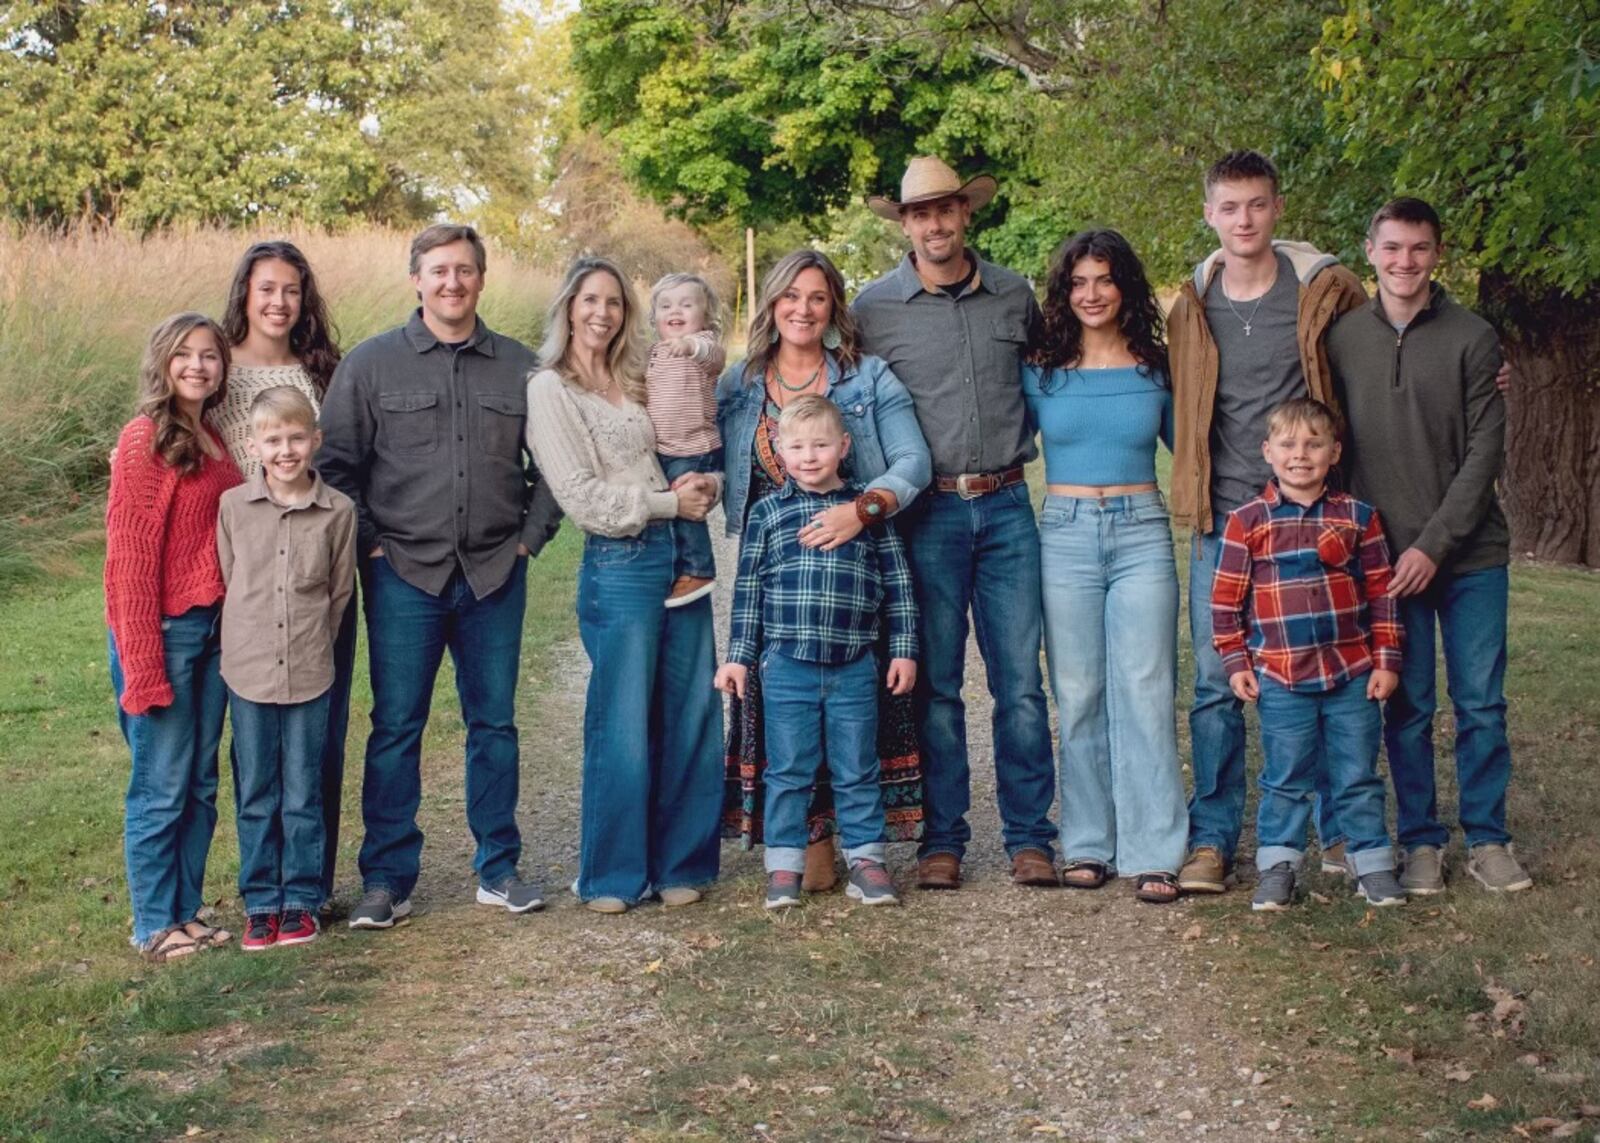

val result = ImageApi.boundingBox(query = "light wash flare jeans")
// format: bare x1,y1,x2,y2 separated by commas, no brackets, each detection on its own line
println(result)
1039,493,1188,876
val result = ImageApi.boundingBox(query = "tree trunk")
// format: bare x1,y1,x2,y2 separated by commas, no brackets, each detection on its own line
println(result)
1478,271,1600,568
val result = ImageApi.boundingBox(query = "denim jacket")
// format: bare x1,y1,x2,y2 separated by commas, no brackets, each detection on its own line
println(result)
716,352,932,536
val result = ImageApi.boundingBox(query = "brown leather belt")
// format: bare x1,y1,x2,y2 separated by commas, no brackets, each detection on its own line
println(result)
934,465,1026,499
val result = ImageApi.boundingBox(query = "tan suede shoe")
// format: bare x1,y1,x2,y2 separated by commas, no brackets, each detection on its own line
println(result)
1178,846,1229,894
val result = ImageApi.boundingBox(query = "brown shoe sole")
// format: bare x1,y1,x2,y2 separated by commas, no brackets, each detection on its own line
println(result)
916,857,961,890
1176,875,1228,893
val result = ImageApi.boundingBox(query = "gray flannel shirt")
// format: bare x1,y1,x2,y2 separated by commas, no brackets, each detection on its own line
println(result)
317,309,561,599
851,253,1042,477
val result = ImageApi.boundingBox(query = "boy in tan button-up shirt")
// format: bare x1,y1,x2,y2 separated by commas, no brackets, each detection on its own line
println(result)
217,387,356,950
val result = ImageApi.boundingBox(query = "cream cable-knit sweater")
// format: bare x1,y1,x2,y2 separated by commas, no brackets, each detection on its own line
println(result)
525,368,681,538
210,363,321,473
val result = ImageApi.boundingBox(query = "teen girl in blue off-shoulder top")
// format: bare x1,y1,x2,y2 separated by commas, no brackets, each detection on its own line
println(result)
1023,229,1187,904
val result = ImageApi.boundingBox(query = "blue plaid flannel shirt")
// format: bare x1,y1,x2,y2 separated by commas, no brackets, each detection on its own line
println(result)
727,481,917,666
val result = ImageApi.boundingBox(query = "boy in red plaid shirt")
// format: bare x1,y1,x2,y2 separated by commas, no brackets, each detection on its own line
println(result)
1212,398,1407,911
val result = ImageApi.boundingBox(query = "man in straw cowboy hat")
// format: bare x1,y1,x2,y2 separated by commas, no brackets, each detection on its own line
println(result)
852,156,1060,891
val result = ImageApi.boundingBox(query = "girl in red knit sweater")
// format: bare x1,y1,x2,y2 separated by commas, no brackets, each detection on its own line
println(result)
106,313,243,962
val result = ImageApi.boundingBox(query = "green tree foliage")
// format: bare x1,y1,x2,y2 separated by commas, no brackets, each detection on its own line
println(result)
0,0,543,228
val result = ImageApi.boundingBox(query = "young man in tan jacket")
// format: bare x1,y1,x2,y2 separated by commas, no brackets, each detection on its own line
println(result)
1166,151,1367,893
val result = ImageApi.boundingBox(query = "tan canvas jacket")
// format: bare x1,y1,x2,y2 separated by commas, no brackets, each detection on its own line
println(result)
1167,240,1368,534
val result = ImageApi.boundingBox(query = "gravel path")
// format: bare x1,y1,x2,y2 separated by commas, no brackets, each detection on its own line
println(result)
270,513,1321,1141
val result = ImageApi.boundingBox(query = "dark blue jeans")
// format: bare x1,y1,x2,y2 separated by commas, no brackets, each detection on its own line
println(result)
899,485,1056,861
358,557,527,899
319,593,358,899
110,606,226,948
1256,676,1393,876
575,524,723,903
1188,515,1340,860
228,689,331,916
1384,565,1513,849
760,649,885,873
658,449,722,580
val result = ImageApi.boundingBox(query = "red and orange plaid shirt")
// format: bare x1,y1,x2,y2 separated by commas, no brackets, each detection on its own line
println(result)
1212,480,1402,693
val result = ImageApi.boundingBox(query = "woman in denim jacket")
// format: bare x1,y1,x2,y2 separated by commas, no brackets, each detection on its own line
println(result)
717,249,932,891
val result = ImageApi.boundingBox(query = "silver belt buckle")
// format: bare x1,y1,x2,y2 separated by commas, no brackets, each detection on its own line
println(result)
955,473,982,500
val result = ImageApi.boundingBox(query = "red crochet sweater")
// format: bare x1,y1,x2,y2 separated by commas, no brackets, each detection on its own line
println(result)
105,416,242,715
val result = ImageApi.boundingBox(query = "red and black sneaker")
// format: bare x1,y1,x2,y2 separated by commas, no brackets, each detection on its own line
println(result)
276,909,319,947
242,914,279,952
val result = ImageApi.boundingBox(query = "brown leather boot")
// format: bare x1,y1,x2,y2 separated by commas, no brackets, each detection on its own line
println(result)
801,838,838,892
916,853,962,890
1011,847,1060,887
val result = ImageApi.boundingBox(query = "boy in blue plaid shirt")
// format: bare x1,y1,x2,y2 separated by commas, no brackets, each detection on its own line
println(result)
715,396,918,908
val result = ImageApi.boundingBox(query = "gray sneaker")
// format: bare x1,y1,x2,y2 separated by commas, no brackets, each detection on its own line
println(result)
1251,862,1297,912
765,870,802,910
1467,843,1533,892
1400,844,1446,896
1356,868,1408,907
476,875,546,914
845,860,900,907
348,887,412,929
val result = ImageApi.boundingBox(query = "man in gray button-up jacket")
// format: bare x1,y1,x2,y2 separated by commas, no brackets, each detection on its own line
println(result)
852,157,1058,892
319,223,560,928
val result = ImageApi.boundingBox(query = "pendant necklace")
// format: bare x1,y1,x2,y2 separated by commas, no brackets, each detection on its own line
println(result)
1223,286,1267,337
770,363,823,395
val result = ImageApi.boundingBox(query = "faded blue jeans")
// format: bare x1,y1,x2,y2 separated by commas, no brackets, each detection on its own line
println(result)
228,689,331,917
760,649,886,873
1188,514,1340,861
110,605,226,948
358,556,527,900
899,484,1057,861
1040,493,1187,876
575,524,723,903
1384,565,1514,849
1255,676,1394,875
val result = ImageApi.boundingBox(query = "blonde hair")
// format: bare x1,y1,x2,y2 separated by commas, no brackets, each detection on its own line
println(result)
538,256,648,403
777,394,846,438
649,272,724,338
249,386,319,432
1266,396,1341,440
743,250,860,384
137,312,230,475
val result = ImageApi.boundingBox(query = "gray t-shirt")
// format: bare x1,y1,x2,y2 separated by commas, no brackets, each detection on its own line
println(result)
1204,250,1304,514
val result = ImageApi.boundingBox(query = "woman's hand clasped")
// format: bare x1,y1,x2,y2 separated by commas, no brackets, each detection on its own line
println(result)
798,503,863,550
672,474,717,521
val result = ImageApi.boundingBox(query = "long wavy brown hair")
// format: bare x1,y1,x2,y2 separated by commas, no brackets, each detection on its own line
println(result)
1031,229,1169,386
741,250,861,385
137,313,231,475
220,241,341,397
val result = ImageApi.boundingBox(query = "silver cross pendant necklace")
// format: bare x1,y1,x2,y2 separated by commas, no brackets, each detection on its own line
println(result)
1224,289,1267,337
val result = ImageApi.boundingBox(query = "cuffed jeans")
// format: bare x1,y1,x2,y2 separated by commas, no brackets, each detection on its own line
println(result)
1188,513,1339,859
1255,676,1393,875
575,524,723,903
110,606,226,948
1384,564,1513,849
760,649,886,873
900,484,1056,860
358,557,526,900
1040,493,1187,876
228,689,331,916
659,450,723,580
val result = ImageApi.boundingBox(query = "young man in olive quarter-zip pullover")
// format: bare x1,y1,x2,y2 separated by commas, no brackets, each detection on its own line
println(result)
1328,196,1531,897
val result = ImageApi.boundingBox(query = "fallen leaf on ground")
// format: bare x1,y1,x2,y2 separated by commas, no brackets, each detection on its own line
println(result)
1308,941,1331,951
1467,1093,1501,1112
802,1085,833,1095
1382,1046,1416,1067
1517,1053,1543,1067
1181,923,1204,941
873,1054,901,1079
643,959,663,974
1444,1068,1475,1082
1520,1118,1565,1132
1031,1126,1066,1137
1310,891,1332,905
1579,1104,1600,1118
1356,908,1376,928
1550,1123,1584,1138
184,1129,205,1139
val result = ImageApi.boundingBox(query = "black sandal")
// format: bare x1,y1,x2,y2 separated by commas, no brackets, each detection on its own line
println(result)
1062,860,1111,889
1134,872,1180,904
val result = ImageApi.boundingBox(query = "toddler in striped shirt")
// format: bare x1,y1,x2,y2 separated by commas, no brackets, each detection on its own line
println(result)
648,273,728,607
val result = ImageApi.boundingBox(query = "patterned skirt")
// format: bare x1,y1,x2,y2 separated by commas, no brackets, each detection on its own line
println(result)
721,636,924,847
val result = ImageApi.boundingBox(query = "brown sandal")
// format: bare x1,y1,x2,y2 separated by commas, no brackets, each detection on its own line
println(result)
181,920,233,948
1062,860,1111,889
141,927,200,963
1134,872,1180,904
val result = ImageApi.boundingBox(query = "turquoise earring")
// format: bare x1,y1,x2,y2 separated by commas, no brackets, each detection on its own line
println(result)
822,324,842,351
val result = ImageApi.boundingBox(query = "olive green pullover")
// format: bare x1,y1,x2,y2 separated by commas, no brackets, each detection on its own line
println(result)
1328,283,1509,574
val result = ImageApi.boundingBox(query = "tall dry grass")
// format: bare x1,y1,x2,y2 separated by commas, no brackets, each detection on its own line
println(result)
0,223,556,586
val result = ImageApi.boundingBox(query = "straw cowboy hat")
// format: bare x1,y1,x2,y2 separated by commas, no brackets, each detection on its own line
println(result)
866,156,999,220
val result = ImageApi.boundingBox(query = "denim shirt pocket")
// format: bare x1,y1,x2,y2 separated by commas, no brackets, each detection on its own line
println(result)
377,391,441,455
476,392,526,458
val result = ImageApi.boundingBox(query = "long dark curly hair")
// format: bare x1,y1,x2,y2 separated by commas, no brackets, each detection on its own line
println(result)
1031,229,1168,386
221,241,341,397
